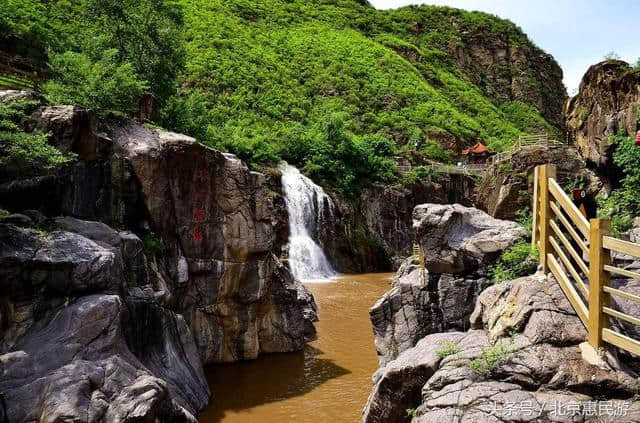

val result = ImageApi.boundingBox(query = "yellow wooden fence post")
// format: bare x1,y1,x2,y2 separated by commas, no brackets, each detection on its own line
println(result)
538,164,556,272
588,218,611,350
531,166,540,248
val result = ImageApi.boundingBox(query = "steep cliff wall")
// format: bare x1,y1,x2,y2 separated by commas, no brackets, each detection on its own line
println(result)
565,60,640,170
395,6,567,129
0,93,317,367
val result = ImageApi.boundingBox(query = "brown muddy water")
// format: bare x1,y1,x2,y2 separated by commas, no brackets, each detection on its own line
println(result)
199,273,393,423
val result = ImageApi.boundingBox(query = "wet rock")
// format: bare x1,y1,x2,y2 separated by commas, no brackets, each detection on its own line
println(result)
0,294,208,423
413,203,526,274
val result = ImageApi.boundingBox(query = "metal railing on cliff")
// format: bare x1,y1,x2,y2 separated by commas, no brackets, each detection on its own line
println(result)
532,164,640,356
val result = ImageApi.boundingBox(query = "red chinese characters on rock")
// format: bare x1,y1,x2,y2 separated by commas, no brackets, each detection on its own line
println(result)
192,168,208,243
193,226,203,242
193,207,205,222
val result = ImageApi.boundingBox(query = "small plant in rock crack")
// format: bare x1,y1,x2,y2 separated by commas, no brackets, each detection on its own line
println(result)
468,341,512,374
406,408,418,419
435,340,461,359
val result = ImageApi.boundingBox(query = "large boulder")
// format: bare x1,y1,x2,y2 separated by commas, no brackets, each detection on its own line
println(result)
362,273,640,423
413,203,526,274
368,204,524,365
0,294,209,422
370,268,487,366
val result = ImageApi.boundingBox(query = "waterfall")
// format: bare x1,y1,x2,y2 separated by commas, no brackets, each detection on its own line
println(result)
279,163,337,281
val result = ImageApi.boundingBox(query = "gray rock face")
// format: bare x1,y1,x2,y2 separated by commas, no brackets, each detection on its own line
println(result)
111,124,317,363
314,174,477,273
369,204,525,365
0,294,208,422
362,273,640,423
0,222,210,422
413,203,527,274
0,100,318,364
362,332,466,423
370,268,487,366
28,105,99,160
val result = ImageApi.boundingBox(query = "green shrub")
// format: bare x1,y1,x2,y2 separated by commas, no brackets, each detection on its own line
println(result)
406,408,418,419
42,49,148,117
598,133,640,236
401,165,437,187
435,340,460,359
143,232,166,254
491,241,538,283
515,208,533,238
469,341,512,373
0,99,74,180
421,140,453,163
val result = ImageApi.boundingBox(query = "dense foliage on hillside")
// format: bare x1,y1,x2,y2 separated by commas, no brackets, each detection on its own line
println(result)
1,0,561,196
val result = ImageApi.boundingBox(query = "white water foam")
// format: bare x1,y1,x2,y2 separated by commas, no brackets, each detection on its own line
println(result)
279,163,337,281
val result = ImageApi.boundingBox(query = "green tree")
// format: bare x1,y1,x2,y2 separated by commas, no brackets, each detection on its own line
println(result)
0,99,74,181
42,49,148,117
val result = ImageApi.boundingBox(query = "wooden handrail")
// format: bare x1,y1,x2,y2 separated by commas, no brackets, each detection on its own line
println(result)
533,164,640,357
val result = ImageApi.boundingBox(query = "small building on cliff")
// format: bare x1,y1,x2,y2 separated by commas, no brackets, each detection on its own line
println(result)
461,142,493,164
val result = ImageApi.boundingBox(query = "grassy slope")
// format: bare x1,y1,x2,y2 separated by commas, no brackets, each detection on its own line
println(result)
164,0,557,168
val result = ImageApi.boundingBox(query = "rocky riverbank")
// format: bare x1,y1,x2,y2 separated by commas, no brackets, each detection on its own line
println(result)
362,200,640,422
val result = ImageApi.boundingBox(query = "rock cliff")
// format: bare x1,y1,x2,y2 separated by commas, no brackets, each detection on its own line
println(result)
406,8,567,128
0,222,209,422
292,173,477,273
565,60,640,171
369,204,526,365
363,273,640,423
476,145,602,219
0,91,319,418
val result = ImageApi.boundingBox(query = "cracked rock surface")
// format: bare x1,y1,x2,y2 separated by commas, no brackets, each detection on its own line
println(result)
370,204,525,365
362,273,640,423
0,223,210,422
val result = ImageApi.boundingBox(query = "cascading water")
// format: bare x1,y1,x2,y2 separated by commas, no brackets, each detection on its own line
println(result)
279,163,337,281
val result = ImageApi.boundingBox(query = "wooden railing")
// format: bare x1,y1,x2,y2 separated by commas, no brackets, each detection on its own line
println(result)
428,163,486,176
533,164,640,355
489,133,564,167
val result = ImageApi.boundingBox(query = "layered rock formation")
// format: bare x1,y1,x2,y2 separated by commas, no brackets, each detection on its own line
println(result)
110,124,316,363
369,204,526,365
476,145,602,219
0,91,319,418
439,15,567,128
0,222,209,421
565,60,640,170
363,273,640,423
